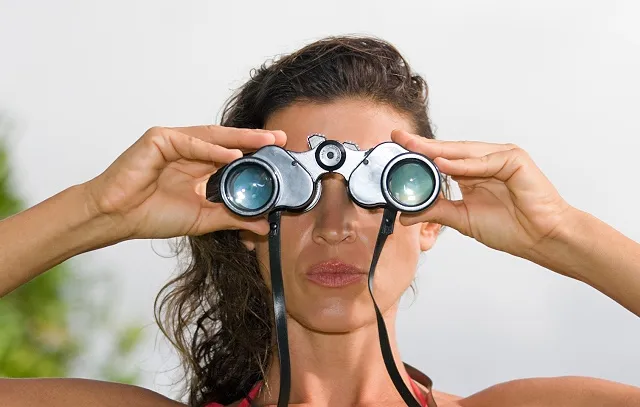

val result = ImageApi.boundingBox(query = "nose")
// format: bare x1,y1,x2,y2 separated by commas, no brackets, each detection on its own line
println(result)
311,174,358,246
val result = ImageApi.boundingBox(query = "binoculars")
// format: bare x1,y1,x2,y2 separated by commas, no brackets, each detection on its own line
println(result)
207,133,441,407
212,133,441,216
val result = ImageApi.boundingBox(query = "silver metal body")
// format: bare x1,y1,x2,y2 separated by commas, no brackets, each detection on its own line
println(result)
219,134,441,216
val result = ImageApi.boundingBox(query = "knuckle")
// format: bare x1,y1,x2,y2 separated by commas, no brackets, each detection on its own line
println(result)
204,124,222,133
504,143,520,150
143,126,164,139
512,146,529,158
509,146,531,165
143,126,170,144
240,128,256,138
184,135,197,153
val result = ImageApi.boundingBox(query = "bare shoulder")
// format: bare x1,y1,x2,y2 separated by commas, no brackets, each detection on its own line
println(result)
453,376,640,407
0,377,186,407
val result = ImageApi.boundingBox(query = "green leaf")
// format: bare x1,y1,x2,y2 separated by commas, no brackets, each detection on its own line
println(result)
0,119,144,384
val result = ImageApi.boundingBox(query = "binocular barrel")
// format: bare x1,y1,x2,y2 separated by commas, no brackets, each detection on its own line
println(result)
208,135,441,216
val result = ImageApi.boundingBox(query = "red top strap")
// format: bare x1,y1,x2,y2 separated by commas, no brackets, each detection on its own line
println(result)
206,381,262,407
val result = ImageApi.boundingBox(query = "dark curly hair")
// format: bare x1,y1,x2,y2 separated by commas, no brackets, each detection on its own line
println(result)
155,34,450,407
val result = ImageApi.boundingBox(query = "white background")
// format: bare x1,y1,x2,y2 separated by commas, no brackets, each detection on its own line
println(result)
1,0,639,400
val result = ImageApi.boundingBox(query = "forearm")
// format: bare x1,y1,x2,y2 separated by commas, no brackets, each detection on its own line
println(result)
460,376,640,407
0,378,185,407
0,182,124,297
530,207,640,317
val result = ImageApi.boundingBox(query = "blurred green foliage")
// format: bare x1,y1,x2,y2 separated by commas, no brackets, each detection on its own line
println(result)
0,118,144,383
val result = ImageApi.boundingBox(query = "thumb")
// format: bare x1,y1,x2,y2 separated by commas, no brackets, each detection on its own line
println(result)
399,198,469,236
194,204,271,236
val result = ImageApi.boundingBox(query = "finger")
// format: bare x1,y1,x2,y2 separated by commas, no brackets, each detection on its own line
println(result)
390,128,421,146
391,129,515,160
151,131,243,168
197,202,270,235
264,128,287,147
171,125,287,151
433,148,534,188
399,198,470,236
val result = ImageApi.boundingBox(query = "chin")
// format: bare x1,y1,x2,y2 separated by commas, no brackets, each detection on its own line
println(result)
288,298,376,334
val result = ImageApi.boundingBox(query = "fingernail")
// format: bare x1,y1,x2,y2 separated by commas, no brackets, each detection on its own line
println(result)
263,133,276,143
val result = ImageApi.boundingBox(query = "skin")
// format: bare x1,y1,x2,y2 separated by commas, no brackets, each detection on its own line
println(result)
240,100,443,406
1,98,640,406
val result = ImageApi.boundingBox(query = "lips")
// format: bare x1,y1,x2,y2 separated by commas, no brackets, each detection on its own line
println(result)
305,260,368,288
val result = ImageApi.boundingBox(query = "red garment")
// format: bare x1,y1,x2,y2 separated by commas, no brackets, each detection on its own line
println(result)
205,379,429,407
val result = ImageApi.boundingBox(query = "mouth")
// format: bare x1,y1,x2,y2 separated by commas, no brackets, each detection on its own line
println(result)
305,260,368,288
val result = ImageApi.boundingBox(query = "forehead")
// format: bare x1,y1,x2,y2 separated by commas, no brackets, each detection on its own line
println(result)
264,99,414,152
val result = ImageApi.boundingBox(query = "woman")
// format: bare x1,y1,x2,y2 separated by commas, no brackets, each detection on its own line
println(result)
1,36,639,407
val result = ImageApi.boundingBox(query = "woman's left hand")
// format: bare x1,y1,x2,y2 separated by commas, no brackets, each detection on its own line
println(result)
391,129,575,262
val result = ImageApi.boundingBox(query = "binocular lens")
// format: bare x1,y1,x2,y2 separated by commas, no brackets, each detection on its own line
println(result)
225,164,274,211
387,161,435,207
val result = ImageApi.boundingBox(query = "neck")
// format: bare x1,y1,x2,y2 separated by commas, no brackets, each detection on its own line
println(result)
256,304,419,406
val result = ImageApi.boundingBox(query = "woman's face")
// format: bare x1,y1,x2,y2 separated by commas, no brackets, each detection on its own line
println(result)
243,99,440,333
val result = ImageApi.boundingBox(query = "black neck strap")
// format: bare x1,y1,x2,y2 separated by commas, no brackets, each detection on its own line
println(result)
367,207,422,407
267,208,433,407
267,211,291,407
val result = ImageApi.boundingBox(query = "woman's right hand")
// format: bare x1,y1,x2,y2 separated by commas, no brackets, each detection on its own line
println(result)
85,125,286,240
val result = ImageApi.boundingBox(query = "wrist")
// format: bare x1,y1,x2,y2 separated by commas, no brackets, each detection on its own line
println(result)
529,204,640,316
526,206,593,282
76,181,133,247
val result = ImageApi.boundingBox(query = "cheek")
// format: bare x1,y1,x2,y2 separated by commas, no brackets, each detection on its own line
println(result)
378,223,422,285
254,242,269,286
255,218,422,284
392,222,422,252
253,215,313,286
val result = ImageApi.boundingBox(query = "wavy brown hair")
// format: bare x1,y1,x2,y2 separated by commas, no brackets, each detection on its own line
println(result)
155,35,450,407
